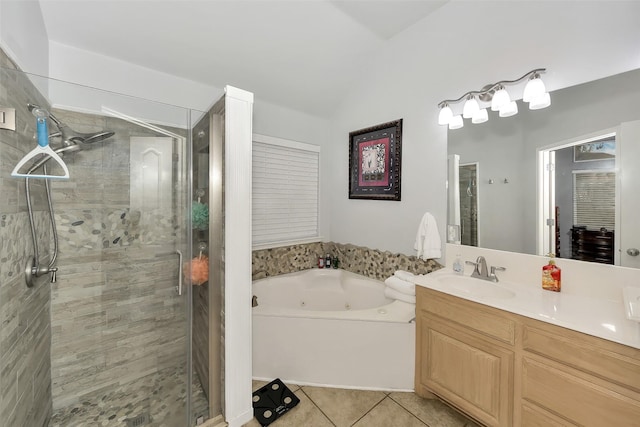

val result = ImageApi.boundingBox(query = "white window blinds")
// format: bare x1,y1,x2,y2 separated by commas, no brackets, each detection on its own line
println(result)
573,171,615,229
252,134,320,247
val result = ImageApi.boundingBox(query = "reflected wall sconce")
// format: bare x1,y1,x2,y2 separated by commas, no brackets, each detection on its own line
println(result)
438,68,550,130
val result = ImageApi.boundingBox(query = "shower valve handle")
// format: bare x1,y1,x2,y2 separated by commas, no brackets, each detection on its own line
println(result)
50,268,58,283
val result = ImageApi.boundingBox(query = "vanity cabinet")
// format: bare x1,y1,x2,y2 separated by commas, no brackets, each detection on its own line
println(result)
415,287,515,426
520,320,640,426
415,286,640,427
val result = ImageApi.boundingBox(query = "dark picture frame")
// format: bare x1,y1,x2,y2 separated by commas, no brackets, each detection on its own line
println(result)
348,119,402,201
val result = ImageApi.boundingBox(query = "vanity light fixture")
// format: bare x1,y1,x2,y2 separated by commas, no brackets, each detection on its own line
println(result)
462,95,480,119
438,68,550,129
448,115,464,130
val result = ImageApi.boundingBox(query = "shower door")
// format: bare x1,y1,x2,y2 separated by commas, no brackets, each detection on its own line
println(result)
0,63,196,427
43,100,196,426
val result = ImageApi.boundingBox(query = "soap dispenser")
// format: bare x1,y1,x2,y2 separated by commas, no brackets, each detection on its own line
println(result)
452,253,464,275
542,254,561,292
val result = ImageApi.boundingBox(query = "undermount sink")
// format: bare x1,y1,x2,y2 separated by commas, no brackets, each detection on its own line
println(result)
436,274,516,299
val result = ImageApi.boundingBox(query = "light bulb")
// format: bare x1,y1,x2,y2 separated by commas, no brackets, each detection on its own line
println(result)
462,96,479,119
448,115,464,130
499,101,518,117
491,87,511,112
529,92,551,110
472,108,488,124
438,105,453,125
523,76,546,102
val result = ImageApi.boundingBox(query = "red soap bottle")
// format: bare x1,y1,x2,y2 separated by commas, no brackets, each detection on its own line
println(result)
542,255,561,292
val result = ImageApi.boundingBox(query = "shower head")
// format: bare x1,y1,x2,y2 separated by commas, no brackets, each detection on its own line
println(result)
83,130,115,144
27,103,115,147
24,103,115,175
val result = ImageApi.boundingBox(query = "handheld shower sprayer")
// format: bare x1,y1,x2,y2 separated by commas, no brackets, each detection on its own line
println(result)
11,106,70,179
28,103,115,146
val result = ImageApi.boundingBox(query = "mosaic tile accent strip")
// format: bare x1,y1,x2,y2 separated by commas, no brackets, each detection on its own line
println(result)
252,242,442,281
53,208,178,255
330,242,443,281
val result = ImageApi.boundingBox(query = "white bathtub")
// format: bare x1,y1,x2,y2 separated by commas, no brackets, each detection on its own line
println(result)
252,268,415,391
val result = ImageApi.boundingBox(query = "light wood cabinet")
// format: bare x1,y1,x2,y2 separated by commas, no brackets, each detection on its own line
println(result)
419,317,513,426
415,286,640,427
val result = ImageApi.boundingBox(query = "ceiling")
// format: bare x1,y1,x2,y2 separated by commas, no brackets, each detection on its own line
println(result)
38,0,449,116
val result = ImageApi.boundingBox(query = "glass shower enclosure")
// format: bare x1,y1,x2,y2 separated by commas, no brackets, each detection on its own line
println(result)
0,59,213,426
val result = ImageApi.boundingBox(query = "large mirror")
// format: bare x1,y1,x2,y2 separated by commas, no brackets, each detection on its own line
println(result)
447,68,640,269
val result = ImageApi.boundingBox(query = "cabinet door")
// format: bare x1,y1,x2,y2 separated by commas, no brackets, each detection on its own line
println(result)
522,356,640,426
521,402,576,427
419,316,514,427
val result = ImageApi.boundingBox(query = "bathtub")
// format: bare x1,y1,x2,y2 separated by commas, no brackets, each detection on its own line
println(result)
252,268,415,391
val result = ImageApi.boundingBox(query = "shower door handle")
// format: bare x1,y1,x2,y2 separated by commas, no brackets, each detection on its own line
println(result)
155,250,183,296
176,249,183,296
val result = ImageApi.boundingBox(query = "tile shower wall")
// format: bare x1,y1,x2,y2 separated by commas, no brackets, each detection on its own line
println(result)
252,242,442,280
0,50,53,426
47,108,188,410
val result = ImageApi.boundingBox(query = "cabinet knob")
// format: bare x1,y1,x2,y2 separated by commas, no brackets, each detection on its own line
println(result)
627,248,640,257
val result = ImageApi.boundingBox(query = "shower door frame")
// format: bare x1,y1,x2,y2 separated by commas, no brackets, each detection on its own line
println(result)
209,86,254,427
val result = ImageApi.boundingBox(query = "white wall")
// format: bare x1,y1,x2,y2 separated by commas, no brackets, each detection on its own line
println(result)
329,1,640,258
48,41,221,112
0,0,48,75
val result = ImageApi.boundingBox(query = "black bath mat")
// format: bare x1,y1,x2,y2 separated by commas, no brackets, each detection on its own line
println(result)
252,378,300,426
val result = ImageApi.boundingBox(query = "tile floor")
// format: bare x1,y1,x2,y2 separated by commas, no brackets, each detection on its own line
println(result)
244,381,481,427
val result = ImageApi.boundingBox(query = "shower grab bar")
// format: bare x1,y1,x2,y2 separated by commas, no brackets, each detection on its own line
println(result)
156,250,183,296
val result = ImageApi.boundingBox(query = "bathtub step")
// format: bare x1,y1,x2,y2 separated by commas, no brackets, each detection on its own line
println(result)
252,378,300,426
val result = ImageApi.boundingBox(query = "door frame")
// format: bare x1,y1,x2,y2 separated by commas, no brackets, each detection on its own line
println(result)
536,128,619,262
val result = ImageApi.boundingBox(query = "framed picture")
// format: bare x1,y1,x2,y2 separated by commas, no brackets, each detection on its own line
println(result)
574,139,616,162
348,119,402,201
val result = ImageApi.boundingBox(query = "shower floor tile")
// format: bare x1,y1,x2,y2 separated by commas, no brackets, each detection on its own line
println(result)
48,364,209,427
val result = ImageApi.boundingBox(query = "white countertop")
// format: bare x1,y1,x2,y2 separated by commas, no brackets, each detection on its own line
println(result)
414,269,640,350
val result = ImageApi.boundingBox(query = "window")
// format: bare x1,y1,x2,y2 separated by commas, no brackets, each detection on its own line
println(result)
573,171,615,229
252,134,320,248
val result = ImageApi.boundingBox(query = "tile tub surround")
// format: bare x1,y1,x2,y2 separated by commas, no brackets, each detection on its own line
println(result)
0,50,54,426
252,242,442,281
244,381,479,427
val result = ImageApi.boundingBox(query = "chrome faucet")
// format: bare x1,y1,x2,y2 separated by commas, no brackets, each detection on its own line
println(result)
465,256,506,282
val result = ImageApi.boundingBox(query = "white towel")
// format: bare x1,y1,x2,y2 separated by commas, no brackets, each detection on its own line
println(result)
384,276,415,296
384,287,416,304
414,212,442,260
394,270,415,282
